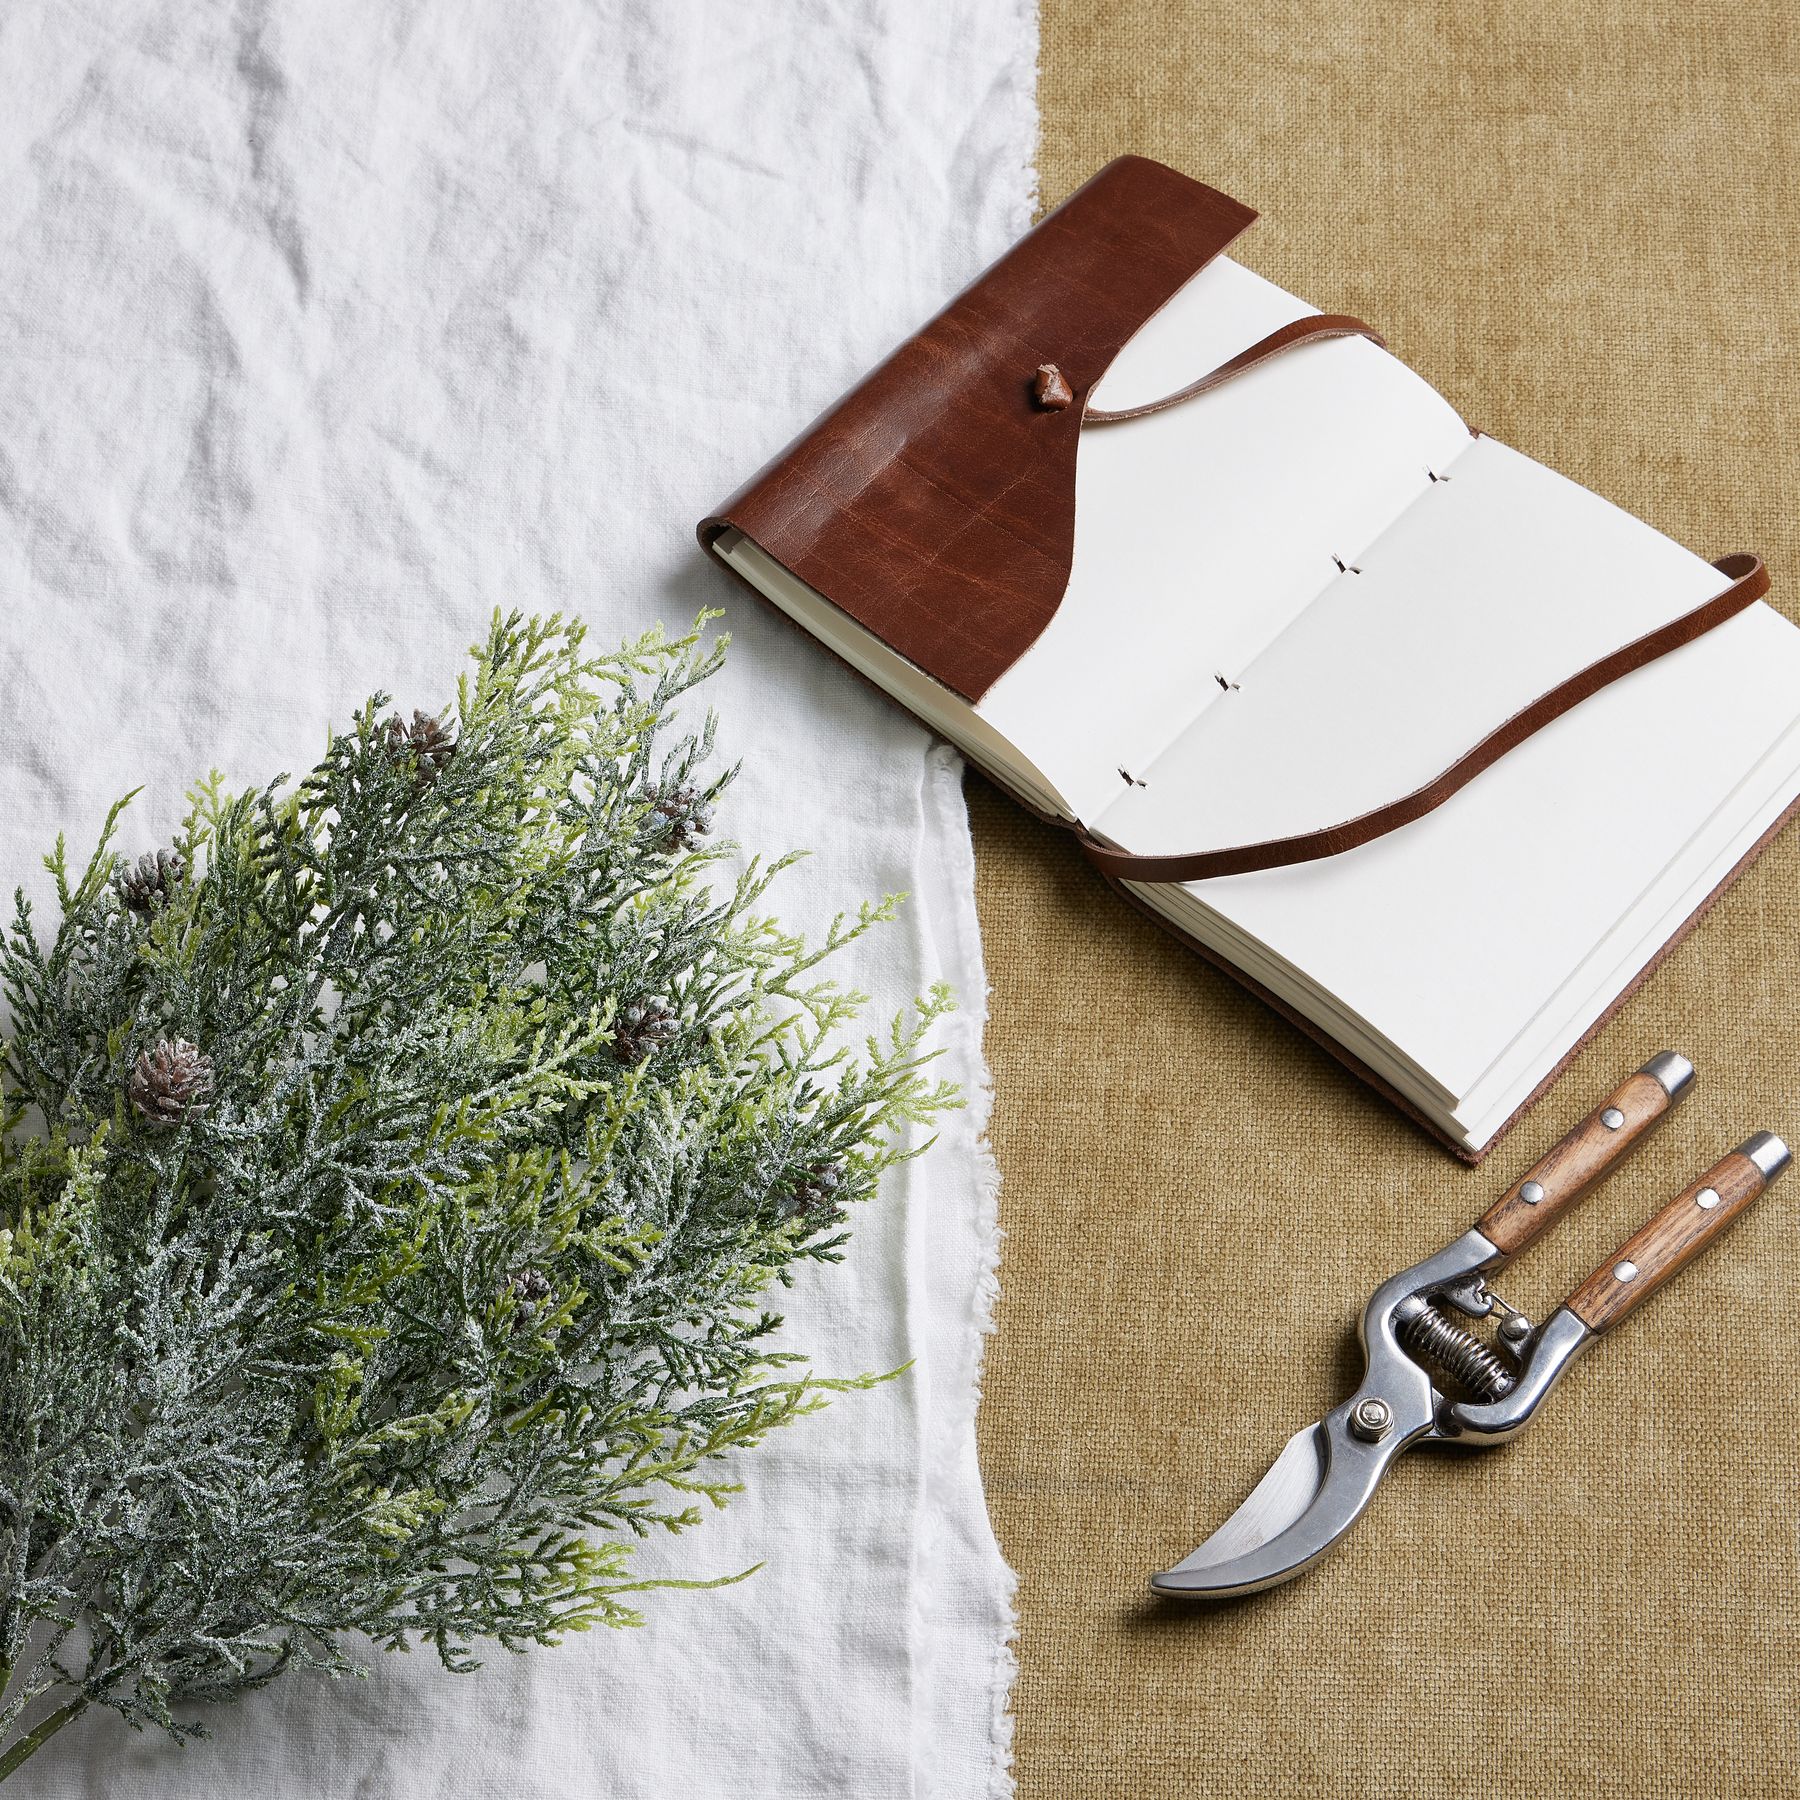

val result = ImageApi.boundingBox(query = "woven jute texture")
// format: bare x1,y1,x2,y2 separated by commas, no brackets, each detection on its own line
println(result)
974,5,1800,1795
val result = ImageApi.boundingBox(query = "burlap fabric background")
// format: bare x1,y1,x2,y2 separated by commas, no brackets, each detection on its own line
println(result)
974,5,1800,1795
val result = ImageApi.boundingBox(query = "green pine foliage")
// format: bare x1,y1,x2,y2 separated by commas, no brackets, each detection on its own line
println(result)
0,612,955,1780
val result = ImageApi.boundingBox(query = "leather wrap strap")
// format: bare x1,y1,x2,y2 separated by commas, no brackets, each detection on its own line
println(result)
1082,314,1386,425
1078,552,1770,884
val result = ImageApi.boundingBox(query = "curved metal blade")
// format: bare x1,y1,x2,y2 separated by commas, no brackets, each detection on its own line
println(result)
1151,1396,1428,1599
1153,1226,1497,1600
1158,1422,1328,1574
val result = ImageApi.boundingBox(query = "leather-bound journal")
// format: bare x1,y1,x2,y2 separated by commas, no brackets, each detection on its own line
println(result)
698,155,1800,1161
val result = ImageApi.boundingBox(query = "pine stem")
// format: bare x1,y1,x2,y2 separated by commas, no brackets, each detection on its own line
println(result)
0,1696,88,1783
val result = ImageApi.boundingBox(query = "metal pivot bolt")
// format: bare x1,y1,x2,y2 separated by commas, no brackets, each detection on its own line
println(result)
1349,1398,1393,1442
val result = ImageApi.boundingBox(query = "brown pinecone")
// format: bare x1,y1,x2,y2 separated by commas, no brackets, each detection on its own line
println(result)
788,1162,844,1217
128,1038,216,1126
383,710,457,789
117,849,186,915
644,781,714,850
507,1268,553,1332
612,998,679,1065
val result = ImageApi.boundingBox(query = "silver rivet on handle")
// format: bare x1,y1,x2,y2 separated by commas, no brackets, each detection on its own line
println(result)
1601,1107,1626,1130
1520,1180,1545,1205
1613,1260,1639,1283
1695,1187,1721,1211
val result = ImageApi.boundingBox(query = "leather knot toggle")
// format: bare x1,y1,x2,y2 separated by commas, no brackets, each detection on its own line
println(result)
1032,363,1074,410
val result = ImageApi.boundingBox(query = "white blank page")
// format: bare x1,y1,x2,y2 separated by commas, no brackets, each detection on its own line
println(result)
976,257,1472,827
1095,435,1732,849
1158,601,1800,1100
1453,714,1800,1142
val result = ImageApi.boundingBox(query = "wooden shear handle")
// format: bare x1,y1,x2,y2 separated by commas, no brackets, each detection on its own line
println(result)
1566,1136,1789,1332
1476,1054,1693,1256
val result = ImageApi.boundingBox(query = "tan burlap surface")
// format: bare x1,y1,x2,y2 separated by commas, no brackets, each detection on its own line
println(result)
974,5,1800,1794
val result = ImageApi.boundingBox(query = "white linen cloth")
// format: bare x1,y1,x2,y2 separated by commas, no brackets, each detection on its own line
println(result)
0,2,1032,1793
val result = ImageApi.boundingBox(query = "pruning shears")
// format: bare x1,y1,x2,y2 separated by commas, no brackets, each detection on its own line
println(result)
1152,1053,1788,1599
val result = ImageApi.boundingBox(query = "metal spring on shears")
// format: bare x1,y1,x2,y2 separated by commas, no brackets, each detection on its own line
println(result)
1397,1302,1517,1402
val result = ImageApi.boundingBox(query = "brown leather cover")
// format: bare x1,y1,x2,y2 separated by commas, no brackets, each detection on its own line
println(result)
698,156,1256,702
